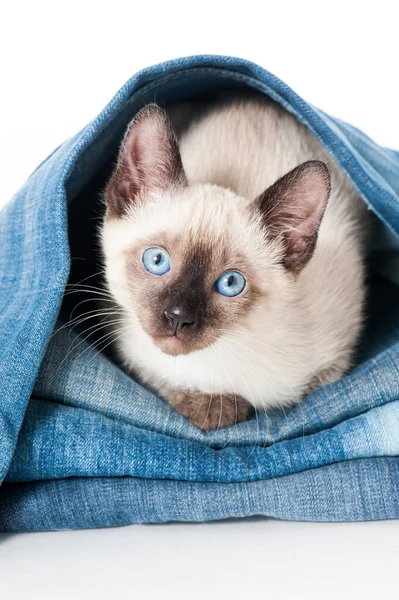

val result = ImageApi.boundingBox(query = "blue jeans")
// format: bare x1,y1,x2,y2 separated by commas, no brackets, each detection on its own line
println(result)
1,458,399,531
0,56,398,531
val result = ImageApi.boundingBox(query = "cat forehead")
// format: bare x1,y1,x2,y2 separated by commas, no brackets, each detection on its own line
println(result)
101,183,281,275
103,184,265,255
137,184,250,239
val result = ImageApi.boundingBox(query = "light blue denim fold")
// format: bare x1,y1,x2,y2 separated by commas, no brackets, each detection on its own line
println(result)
1,458,399,531
0,55,398,531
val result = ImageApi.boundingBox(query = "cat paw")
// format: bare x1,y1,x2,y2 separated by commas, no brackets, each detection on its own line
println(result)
166,390,252,430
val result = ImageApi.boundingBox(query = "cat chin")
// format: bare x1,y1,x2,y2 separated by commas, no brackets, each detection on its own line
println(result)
152,333,213,357
153,335,190,356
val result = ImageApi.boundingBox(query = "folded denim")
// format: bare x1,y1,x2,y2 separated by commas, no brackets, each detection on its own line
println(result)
1,458,398,532
1,55,398,530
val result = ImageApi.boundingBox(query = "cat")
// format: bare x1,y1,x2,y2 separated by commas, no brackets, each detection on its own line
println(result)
100,93,370,430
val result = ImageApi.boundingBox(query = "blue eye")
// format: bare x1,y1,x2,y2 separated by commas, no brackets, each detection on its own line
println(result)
215,270,246,297
142,247,171,276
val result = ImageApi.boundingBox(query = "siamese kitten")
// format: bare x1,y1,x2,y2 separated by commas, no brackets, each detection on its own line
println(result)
100,94,369,430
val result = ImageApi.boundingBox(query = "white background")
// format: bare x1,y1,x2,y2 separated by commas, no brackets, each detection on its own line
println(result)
1,1,399,598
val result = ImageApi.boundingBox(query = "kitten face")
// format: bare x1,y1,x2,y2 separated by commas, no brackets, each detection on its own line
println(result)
103,185,275,357
101,104,330,361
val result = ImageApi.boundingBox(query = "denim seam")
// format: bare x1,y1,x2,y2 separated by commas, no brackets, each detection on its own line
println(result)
62,64,399,241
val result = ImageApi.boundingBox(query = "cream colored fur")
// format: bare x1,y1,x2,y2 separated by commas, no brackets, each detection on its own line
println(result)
101,96,369,410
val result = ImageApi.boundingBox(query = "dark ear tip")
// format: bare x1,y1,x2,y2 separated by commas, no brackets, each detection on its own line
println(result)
303,159,330,177
301,159,329,173
301,160,331,194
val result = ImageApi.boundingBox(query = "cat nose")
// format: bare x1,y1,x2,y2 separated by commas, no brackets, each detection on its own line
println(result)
164,309,195,332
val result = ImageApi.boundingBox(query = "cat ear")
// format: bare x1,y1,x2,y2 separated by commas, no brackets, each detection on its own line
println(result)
253,160,331,275
105,104,187,217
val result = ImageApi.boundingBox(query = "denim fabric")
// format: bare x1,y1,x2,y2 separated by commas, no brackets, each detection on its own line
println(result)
1,459,399,532
0,55,399,530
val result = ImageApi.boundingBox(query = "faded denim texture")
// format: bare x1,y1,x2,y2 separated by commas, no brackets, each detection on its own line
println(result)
0,55,398,531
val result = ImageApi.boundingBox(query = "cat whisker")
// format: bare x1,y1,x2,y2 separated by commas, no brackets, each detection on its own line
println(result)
51,308,123,339
216,332,307,438
215,338,262,450
64,269,107,288
68,307,123,330
82,323,137,368
62,321,135,372
212,339,256,451
217,333,304,428
197,346,218,456
63,287,115,300
54,317,126,374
